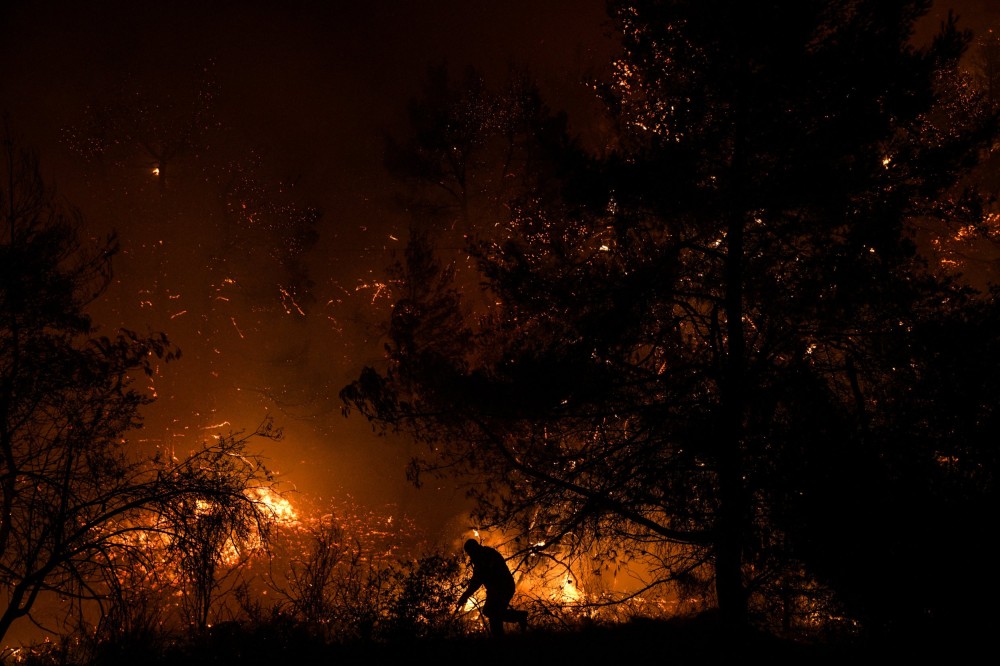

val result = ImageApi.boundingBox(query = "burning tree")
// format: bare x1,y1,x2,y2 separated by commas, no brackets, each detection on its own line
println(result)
0,130,279,646
343,0,1000,643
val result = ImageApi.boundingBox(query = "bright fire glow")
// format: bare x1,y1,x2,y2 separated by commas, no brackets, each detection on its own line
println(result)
249,486,299,524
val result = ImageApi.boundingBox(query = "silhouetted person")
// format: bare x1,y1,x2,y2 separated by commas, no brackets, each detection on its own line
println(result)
456,538,529,636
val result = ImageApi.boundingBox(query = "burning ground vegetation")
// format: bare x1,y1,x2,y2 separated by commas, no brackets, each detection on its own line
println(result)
3,488,963,666
2,490,700,660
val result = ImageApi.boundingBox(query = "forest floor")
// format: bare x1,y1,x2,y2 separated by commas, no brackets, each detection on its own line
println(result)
113,613,982,666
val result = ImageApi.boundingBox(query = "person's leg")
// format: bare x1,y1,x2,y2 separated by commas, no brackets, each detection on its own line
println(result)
490,588,526,632
489,613,506,636
503,608,528,630
484,597,506,637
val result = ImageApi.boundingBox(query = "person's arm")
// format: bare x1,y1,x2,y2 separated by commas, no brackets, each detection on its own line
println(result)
457,571,482,607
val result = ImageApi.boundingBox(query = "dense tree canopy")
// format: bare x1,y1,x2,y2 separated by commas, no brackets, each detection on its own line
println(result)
343,0,1000,642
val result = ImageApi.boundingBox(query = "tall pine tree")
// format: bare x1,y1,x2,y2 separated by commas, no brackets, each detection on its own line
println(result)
343,0,999,641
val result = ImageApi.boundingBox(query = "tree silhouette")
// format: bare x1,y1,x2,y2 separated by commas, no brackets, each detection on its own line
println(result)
343,1,1000,643
0,129,278,644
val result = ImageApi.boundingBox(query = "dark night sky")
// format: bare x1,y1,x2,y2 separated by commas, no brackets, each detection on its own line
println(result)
0,0,995,554
0,0,618,551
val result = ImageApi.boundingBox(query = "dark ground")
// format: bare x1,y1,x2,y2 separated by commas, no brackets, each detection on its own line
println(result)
98,613,982,666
